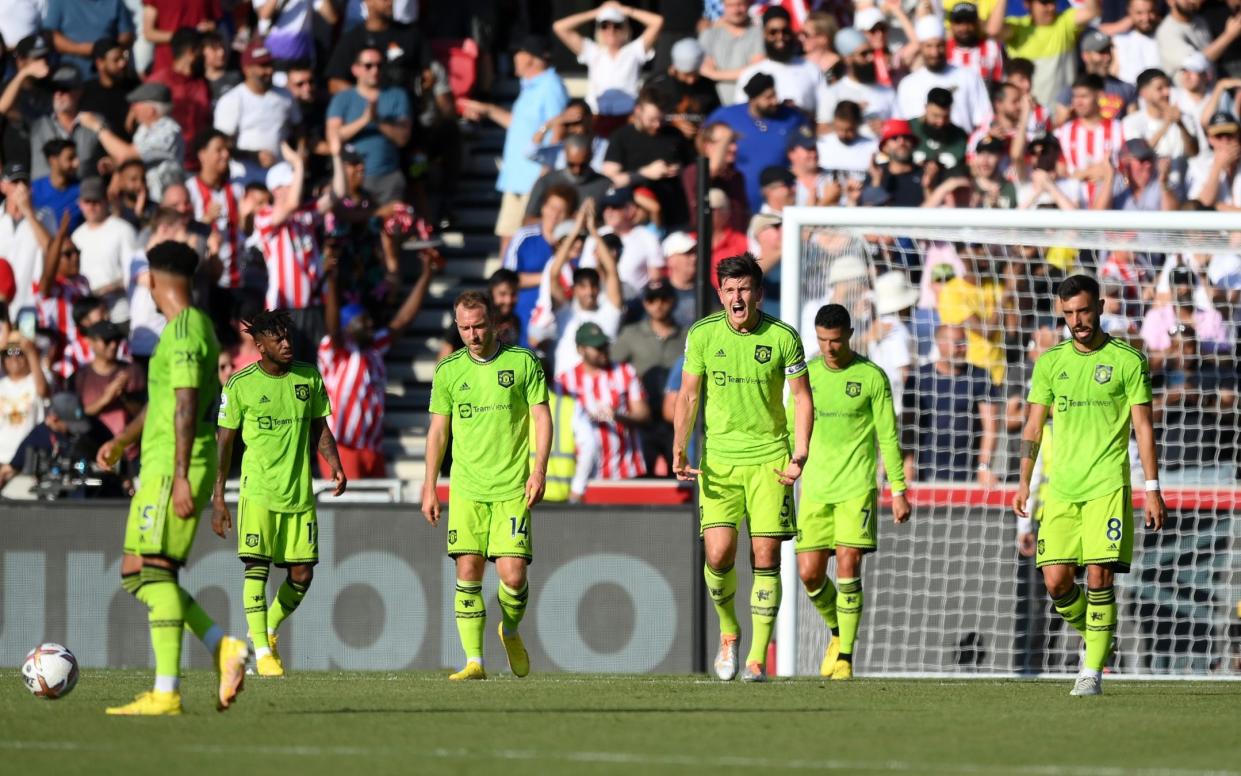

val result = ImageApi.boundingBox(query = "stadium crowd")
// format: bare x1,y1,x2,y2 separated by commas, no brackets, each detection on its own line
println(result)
0,0,1235,498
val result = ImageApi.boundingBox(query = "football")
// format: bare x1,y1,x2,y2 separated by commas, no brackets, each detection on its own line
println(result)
21,643,79,700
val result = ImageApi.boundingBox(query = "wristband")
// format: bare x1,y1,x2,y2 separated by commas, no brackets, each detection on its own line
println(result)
891,486,906,495
1145,479,1161,492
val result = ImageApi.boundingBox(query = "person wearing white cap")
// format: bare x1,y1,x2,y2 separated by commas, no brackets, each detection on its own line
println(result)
643,38,722,139
1176,54,1223,159
1110,0,1162,87
984,0,1099,106
896,15,990,133
799,254,869,355
660,230,698,327
814,27,897,135
553,1,665,118
853,4,920,89
866,271,921,413
731,6,821,112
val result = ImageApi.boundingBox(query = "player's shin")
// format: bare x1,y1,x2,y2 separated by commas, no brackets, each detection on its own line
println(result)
181,590,223,654
497,581,529,635
746,567,781,666
455,579,486,664
267,576,311,635
1084,586,1117,673
243,564,272,655
1052,584,1088,639
836,577,864,660
141,565,185,691
704,564,740,636
806,577,839,632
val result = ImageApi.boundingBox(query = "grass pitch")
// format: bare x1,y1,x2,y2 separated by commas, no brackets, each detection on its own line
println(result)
2,670,1238,776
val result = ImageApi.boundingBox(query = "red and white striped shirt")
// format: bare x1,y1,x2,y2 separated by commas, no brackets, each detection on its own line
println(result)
318,330,391,452
557,361,646,480
253,206,322,310
36,274,91,341
1054,117,1123,204
189,175,246,289
946,39,1004,83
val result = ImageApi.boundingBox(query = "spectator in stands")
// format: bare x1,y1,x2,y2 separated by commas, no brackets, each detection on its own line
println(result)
1111,0,1163,86
854,5,918,89
682,122,748,231
147,29,212,152
29,66,101,182
912,87,970,170
141,0,218,74
187,129,246,296
202,30,242,102
732,6,820,113
818,101,879,189
0,167,54,313
0,332,49,465
214,39,300,184
582,187,664,301
126,209,190,361
35,213,89,345
698,0,764,92
107,157,153,227
660,231,697,327
1051,30,1135,124
1013,133,1083,209
1054,74,1124,208
1004,58,1052,135
1187,111,1241,208
73,320,144,437
82,83,183,202
873,118,926,207
645,39,721,140
0,392,116,496
602,88,692,230
325,0,432,95
0,33,54,132
907,324,1001,484
73,177,137,322
43,0,135,77
706,72,808,211
937,244,1008,386
505,184,577,342
32,140,82,229
464,34,567,259
898,17,990,134
1141,266,1233,368
799,11,840,75
1156,0,1241,78
788,126,838,206
947,2,1004,84
816,27,897,137
970,83,1029,159
985,0,1099,107
706,188,748,283
866,270,920,413
756,166,794,216
255,0,313,70
326,44,413,205
320,249,433,479
438,269,522,359
558,321,650,498
612,281,683,473
969,136,1019,208
530,99,608,173
51,294,107,382
79,38,136,143
552,1,664,122
1175,55,1219,154
1124,69,1198,170
525,134,611,224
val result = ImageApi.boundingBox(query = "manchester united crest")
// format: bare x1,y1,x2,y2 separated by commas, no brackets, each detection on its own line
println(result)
1094,364,1113,385
294,384,310,401
497,370,515,388
845,381,862,397
754,345,772,364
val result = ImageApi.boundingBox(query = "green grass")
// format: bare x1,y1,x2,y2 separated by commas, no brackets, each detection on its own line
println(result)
3,670,1238,776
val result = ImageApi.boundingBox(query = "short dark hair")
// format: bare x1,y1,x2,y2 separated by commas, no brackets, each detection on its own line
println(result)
572,267,601,286
543,183,579,213
566,97,593,117
71,296,105,328
716,253,763,288
926,87,954,109
1057,274,1101,302
244,182,269,197
636,85,663,108
244,309,292,341
454,290,494,319
488,268,519,290
814,303,852,331
1135,67,1168,92
1072,73,1105,92
192,128,229,158
1006,58,1035,81
990,81,1020,106
117,157,146,175
286,59,313,73
834,100,862,124
355,44,384,64
42,138,74,160
147,240,200,278
171,27,202,59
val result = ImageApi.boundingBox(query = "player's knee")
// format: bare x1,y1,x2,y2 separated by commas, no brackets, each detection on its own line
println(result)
289,565,314,586
704,548,734,571
798,566,824,589
1043,574,1073,599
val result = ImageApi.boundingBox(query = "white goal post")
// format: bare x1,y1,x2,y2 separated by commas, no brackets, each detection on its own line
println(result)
775,206,1241,678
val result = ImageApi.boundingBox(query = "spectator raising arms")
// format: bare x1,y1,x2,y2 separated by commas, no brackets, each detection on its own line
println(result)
552,1,664,122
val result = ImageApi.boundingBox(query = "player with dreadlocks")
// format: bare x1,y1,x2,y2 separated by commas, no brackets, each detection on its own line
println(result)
212,308,347,676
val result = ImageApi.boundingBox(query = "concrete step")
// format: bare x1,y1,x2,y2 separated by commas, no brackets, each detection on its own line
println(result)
389,359,436,385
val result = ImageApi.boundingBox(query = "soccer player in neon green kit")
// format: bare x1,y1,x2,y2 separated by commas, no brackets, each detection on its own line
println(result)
423,291,552,680
212,310,347,677
673,254,814,682
98,241,249,715
795,304,910,679
1015,274,1165,696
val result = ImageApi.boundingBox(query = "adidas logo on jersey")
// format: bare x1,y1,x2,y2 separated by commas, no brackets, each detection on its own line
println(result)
461,382,471,391
715,349,726,357
259,395,270,403
1057,371,1070,380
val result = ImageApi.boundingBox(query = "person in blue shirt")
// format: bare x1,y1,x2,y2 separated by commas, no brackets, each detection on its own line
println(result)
703,72,807,211
326,44,413,206
43,0,135,77
31,139,82,230
461,35,568,258
502,183,580,345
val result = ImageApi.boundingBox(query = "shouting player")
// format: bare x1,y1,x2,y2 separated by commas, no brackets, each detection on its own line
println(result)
673,254,813,682
1015,274,1165,696
422,291,551,680
98,241,249,716
795,304,910,680
212,310,347,677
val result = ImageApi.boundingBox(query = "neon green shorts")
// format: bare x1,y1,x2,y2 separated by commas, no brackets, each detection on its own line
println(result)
447,491,532,562
1037,486,1133,573
698,455,795,539
122,466,215,565
796,490,878,554
237,497,319,566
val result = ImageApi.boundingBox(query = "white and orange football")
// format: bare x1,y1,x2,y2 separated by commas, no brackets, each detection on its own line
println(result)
21,643,79,699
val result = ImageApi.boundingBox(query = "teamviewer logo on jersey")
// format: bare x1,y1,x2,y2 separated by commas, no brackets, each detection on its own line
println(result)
845,381,862,397
458,403,473,419
497,370,515,388
294,384,310,401
712,371,726,386
1094,365,1113,384
754,345,772,364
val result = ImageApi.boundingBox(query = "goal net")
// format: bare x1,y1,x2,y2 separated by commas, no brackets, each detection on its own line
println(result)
776,208,1240,679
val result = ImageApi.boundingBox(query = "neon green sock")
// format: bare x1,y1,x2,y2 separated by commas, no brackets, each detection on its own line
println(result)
746,568,781,666
497,581,528,635
837,577,863,656
180,590,222,653
1052,585,1088,639
806,578,838,632
1085,586,1117,671
704,564,740,637
267,578,310,634
455,579,485,662
243,565,270,651
140,567,185,684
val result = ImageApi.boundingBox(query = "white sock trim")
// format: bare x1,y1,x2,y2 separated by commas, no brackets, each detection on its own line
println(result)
255,646,272,659
154,675,180,692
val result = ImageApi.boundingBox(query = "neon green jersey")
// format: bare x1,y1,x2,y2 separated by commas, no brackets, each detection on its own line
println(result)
792,355,905,503
218,361,331,512
684,311,808,466
429,345,549,502
1027,337,1151,502
141,307,220,476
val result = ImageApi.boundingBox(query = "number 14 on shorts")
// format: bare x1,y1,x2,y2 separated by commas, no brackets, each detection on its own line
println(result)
510,516,529,538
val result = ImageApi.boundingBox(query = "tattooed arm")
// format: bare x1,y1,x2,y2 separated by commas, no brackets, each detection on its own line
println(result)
312,417,347,496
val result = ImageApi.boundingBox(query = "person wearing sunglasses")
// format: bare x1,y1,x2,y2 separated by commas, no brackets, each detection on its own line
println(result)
0,332,50,470
553,1,665,122
326,43,413,206
732,6,820,114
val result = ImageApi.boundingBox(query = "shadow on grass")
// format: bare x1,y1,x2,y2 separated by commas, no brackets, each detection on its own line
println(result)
281,706,851,715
